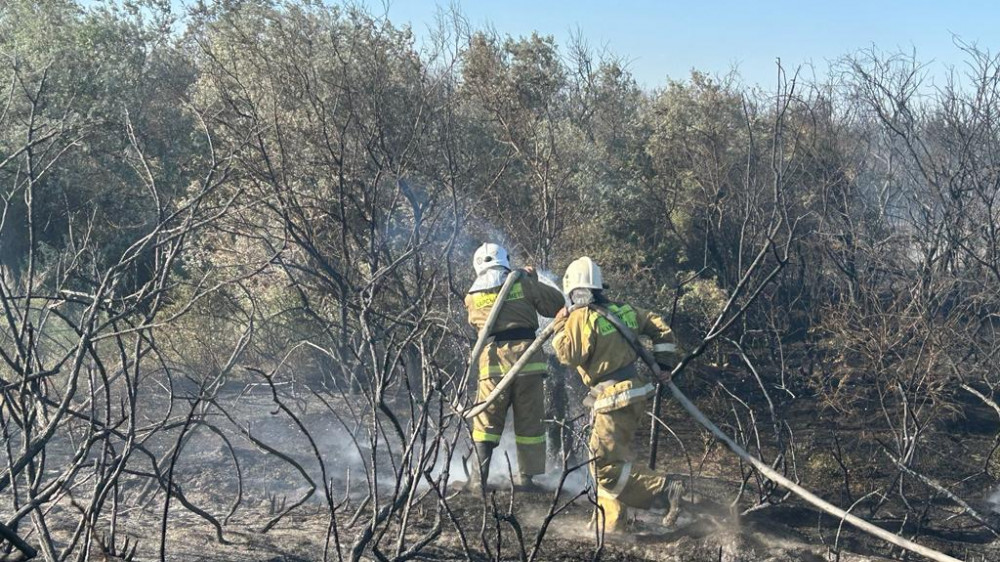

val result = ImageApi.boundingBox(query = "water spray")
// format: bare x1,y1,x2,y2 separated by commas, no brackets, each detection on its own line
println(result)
536,269,569,307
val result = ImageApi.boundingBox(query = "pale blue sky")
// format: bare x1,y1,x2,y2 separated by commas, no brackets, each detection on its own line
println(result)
115,0,998,89
376,0,999,90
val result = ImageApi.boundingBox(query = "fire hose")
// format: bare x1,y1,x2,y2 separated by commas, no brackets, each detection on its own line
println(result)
589,304,961,562
460,319,562,420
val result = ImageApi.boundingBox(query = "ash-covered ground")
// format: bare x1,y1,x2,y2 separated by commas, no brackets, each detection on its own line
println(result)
4,381,1000,562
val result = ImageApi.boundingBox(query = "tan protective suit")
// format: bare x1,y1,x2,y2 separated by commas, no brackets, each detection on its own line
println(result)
553,303,679,531
465,270,565,476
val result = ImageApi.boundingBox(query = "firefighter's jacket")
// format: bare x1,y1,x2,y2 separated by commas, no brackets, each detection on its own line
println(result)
553,303,679,402
465,270,565,378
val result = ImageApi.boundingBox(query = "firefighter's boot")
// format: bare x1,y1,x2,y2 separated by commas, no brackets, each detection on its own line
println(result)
651,479,685,527
590,488,628,534
466,442,496,493
513,472,545,494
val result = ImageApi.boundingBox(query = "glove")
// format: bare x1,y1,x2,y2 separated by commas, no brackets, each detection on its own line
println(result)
522,266,538,278
550,307,569,332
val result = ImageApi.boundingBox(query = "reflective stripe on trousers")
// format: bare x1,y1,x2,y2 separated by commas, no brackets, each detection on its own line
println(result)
473,430,502,443
604,461,632,498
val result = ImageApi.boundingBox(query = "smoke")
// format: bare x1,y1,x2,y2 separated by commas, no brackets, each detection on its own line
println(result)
441,412,590,496
537,269,569,308
417,430,473,492
534,465,590,496
988,486,1000,513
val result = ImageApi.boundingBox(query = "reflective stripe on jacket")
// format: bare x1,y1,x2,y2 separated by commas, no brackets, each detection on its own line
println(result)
589,376,657,414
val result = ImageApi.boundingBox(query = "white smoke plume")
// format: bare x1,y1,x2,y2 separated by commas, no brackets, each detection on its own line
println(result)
440,412,590,496
988,486,1000,513
537,269,570,308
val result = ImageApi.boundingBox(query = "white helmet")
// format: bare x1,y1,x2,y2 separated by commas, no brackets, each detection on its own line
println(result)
563,256,603,294
473,243,511,275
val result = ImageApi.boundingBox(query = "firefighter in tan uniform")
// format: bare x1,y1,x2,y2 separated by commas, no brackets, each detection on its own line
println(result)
465,243,565,491
552,256,683,532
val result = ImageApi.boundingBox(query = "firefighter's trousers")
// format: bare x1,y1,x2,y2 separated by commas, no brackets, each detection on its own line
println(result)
588,378,669,532
472,373,546,476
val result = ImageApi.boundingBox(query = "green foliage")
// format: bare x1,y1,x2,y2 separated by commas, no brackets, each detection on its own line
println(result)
675,274,728,339
6,2,1000,558
0,0,199,283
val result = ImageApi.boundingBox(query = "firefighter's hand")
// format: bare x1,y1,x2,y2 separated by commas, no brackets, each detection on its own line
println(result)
522,266,537,278
551,306,569,332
